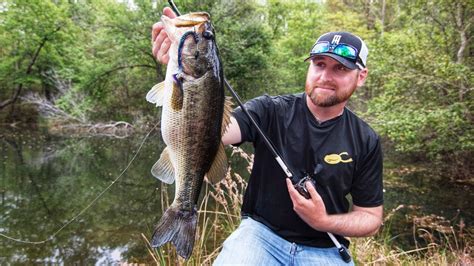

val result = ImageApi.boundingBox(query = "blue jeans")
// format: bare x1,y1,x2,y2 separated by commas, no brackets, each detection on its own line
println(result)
213,217,354,266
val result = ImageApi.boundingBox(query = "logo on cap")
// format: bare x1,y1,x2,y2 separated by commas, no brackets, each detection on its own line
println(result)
331,35,342,45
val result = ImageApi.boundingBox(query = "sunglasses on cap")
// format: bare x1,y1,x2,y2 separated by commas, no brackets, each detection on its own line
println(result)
310,41,358,60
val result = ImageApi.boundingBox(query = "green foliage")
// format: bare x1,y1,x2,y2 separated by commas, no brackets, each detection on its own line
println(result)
266,1,322,94
0,0,75,98
209,0,273,99
365,2,473,170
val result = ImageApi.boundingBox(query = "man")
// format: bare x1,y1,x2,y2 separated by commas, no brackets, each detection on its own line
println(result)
152,7,383,265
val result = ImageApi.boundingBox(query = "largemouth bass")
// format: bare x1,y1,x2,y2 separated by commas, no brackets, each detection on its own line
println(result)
146,12,231,259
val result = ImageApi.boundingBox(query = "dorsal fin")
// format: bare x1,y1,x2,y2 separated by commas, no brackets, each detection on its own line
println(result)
205,143,228,184
221,96,233,136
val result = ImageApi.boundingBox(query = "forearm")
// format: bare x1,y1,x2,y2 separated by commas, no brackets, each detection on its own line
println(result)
313,206,383,237
286,179,383,237
222,116,242,145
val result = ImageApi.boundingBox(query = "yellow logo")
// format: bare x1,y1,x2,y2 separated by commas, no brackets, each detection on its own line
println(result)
324,152,353,165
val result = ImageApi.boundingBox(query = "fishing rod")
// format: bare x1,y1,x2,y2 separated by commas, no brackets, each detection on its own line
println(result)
166,1,350,263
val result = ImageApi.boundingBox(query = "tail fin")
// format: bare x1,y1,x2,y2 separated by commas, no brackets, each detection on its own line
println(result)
151,206,198,260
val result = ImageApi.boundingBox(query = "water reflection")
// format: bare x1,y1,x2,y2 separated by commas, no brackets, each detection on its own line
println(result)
1,129,167,264
0,129,472,263
382,166,472,249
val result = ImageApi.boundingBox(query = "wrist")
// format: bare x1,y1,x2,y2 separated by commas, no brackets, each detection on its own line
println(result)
311,213,333,232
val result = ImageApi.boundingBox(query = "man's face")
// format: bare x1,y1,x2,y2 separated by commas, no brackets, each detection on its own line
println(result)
305,56,368,107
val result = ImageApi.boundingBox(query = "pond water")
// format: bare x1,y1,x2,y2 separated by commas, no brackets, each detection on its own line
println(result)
0,129,472,264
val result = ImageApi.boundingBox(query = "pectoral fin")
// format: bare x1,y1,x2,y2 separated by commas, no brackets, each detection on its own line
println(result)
205,143,228,184
171,76,184,111
146,82,165,106
151,147,175,184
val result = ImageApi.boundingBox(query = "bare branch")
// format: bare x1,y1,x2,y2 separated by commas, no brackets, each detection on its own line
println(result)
85,64,156,89
21,93,82,123
50,121,135,139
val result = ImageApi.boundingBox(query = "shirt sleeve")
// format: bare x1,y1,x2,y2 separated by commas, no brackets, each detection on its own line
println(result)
351,136,384,207
232,94,274,144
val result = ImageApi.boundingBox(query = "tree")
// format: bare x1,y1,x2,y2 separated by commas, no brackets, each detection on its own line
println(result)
0,0,76,121
365,0,473,177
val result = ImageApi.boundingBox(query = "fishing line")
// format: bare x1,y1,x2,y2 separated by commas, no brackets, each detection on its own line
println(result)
0,123,159,244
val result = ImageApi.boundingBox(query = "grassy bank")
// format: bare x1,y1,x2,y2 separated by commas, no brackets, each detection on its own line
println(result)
143,147,472,265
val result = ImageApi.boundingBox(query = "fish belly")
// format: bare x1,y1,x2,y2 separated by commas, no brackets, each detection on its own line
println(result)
161,71,224,209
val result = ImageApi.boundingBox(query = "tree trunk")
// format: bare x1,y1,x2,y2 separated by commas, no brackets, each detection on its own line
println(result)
453,1,471,102
365,0,375,30
455,2,468,64
380,0,386,37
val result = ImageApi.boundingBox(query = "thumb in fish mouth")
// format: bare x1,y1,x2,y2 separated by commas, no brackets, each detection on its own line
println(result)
160,15,180,43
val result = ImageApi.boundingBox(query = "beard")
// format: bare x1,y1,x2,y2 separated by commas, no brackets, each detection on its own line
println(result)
306,80,357,107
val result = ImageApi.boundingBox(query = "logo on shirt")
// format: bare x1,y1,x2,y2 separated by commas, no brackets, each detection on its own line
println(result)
324,152,353,164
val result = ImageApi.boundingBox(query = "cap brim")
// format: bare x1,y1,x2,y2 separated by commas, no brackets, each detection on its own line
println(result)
304,53,358,70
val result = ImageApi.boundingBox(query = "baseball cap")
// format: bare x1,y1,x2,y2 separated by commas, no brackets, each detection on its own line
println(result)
304,31,368,70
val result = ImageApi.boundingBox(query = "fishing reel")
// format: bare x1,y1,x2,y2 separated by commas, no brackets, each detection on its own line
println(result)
293,175,317,199
291,164,352,263
291,164,323,199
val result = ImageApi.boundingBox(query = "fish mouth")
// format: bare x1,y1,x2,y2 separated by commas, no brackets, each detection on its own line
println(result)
167,12,210,28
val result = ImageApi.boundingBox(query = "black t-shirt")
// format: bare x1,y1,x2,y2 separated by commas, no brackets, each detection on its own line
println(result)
232,93,383,248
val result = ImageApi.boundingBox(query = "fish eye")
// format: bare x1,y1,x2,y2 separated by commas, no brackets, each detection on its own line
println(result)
203,30,213,39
